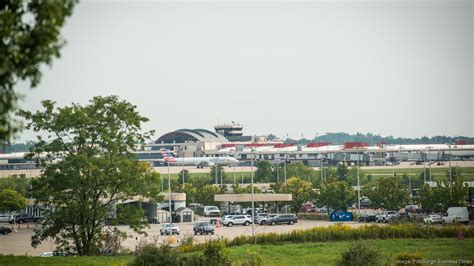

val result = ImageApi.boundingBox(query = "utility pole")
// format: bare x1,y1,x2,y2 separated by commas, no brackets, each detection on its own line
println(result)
320,158,323,186
276,162,280,183
215,165,218,185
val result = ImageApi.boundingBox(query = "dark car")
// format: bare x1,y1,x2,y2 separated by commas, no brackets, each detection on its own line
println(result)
10,213,41,224
268,214,298,225
193,221,215,235
0,226,12,235
358,213,376,223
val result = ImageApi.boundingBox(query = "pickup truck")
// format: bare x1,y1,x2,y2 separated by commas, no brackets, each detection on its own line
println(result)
376,211,397,223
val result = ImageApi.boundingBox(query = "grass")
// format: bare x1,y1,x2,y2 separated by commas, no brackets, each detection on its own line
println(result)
1,238,472,266
227,238,474,265
362,167,474,182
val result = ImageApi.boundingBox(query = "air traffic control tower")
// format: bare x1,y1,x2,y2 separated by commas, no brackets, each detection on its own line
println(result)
214,122,251,142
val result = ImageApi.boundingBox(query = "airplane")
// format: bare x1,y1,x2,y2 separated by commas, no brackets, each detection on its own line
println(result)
160,150,239,168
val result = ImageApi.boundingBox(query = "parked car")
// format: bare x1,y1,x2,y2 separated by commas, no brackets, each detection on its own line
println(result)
193,221,215,235
268,214,298,225
0,213,13,223
39,251,68,257
376,211,397,223
424,214,442,224
203,206,221,216
160,223,180,235
222,215,252,227
357,213,376,223
10,213,41,224
258,214,277,225
300,203,316,213
442,207,469,225
0,226,12,235
254,213,270,222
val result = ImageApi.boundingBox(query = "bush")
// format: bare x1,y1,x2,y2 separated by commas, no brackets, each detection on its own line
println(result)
202,240,231,266
337,243,382,266
241,250,263,266
297,213,329,221
226,224,474,247
396,252,424,265
129,244,179,266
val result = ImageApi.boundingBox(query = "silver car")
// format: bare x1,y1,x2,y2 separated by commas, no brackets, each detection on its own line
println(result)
0,213,13,223
160,223,180,235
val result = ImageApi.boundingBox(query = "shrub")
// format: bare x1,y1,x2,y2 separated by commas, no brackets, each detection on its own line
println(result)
337,242,382,266
241,250,263,266
129,244,179,266
202,240,231,266
396,252,424,266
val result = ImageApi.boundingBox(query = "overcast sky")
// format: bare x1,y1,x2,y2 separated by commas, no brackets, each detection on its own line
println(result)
17,0,473,141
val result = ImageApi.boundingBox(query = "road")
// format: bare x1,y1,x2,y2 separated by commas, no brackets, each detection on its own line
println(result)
0,219,367,255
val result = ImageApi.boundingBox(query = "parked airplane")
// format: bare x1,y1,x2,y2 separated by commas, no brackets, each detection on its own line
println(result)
160,150,239,168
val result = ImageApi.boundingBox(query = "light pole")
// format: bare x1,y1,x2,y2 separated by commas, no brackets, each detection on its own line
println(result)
250,148,255,241
167,162,172,224
357,151,360,214
276,161,280,183
428,147,432,182
423,149,426,184
284,152,287,185
449,143,452,182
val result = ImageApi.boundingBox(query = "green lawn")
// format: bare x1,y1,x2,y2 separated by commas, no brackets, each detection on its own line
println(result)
1,238,472,266
362,167,474,181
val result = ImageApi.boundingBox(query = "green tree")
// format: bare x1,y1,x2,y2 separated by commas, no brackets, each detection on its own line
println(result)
418,176,468,213
0,174,31,197
336,164,349,181
362,177,409,210
284,176,314,215
319,179,355,212
1,0,76,143
254,160,273,182
0,188,27,213
18,96,162,256
195,185,222,206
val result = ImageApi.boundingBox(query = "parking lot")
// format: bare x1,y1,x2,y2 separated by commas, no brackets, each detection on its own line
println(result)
0,219,366,255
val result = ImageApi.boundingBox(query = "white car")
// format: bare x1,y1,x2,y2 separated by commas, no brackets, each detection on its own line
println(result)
160,223,180,235
376,211,397,223
203,206,221,216
222,215,252,227
423,214,442,224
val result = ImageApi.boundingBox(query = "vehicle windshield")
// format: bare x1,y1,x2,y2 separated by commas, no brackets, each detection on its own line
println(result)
198,222,210,226
162,224,174,227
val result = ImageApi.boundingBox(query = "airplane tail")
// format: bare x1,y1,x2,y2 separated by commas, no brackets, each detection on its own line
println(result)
160,149,177,164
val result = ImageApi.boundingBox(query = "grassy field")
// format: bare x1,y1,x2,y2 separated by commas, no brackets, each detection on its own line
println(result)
362,167,474,182
1,238,472,266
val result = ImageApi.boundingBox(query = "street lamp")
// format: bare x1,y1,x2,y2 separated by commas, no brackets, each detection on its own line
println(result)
167,162,172,224
284,152,287,185
357,150,360,214
250,148,255,241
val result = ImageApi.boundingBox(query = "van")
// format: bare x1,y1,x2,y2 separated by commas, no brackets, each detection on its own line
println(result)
203,206,220,216
442,207,469,225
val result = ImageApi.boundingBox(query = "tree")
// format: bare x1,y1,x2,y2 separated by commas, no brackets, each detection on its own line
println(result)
0,174,31,197
1,0,76,143
283,176,314,215
178,169,191,185
318,180,355,212
418,176,469,213
362,177,409,210
0,188,27,213
195,185,222,206
18,96,162,255
336,164,349,181
285,162,320,187
254,160,273,182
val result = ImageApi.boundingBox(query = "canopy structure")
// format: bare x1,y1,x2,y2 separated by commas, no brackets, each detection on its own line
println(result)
214,193,292,203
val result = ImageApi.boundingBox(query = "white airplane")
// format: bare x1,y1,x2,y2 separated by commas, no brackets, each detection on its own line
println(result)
160,150,239,168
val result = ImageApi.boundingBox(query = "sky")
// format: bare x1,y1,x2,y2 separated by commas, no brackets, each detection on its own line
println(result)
17,0,473,142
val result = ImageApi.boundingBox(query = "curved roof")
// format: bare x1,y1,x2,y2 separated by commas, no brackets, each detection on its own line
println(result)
155,129,228,144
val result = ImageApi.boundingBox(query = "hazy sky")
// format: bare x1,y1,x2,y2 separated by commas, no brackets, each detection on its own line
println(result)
17,0,473,141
